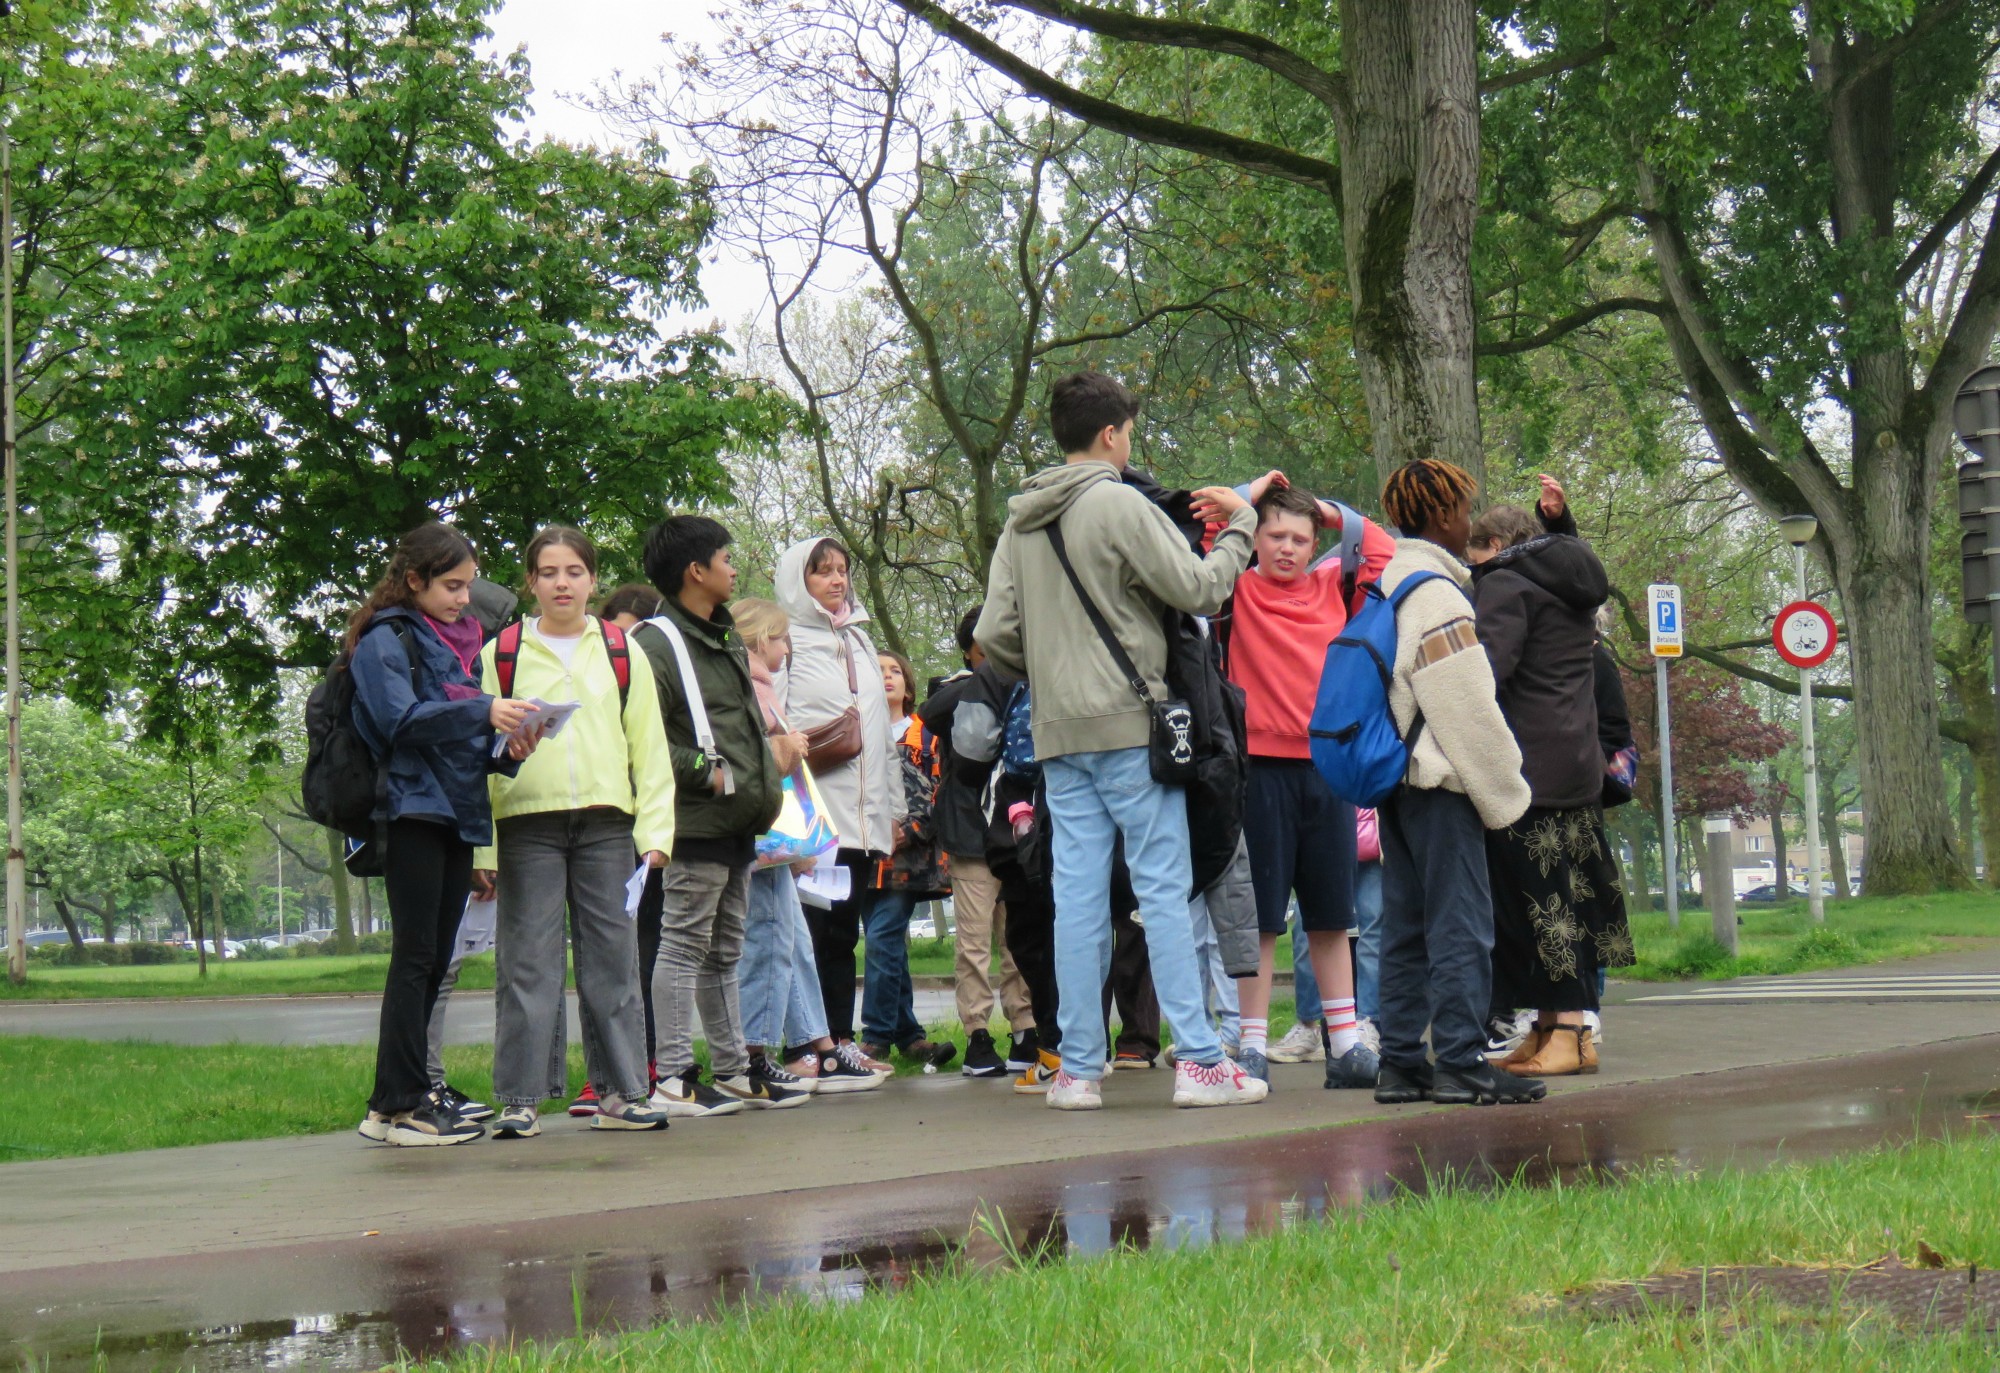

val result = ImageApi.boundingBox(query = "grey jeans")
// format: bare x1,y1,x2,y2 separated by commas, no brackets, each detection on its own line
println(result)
493,809,650,1106
1378,786,1495,1073
651,858,751,1080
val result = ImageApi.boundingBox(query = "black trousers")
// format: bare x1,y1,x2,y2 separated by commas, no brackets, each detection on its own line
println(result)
1104,904,1161,1059
999,881,1061,1050
804,849,871,1042
635,866,665,1066
371,818,474,1114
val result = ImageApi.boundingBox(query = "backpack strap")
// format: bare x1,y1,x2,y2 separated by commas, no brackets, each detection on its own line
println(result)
1046,518,1163,714
599,620,632,711
384,618,423,688
1330,500,1367,607
494,622,522,699
642,615,732,796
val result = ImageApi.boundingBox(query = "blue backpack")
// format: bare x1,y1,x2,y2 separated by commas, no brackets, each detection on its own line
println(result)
1308,571,1457,807
999,681,1039,781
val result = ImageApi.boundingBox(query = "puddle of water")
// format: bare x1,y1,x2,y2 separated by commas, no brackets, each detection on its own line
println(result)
8,1039,1999,1371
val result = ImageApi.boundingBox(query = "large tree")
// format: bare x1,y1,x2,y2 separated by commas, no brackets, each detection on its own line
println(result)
40,0,787,740
1516,0,2000,891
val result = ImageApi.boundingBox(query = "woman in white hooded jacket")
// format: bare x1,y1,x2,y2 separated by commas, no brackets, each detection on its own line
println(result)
775,536,904,1051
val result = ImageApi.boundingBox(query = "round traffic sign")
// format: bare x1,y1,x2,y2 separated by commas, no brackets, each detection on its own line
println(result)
1773,601,1837,669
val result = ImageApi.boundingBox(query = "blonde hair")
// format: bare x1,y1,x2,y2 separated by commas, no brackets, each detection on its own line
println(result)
733,598,791,650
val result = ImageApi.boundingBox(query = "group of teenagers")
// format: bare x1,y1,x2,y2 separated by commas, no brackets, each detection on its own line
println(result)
342,368,1636,1146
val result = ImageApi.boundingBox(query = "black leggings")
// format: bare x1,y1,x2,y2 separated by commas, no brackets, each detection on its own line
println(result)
370,818,474,1114
804,849,871,1042
1000,880,1060,1050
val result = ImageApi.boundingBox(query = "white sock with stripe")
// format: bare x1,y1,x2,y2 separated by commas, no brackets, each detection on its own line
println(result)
1323,998,1359,1056
1240,1018,1269,1055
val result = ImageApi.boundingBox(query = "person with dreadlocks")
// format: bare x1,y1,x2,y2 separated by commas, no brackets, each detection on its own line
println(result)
1369,460,1543,1108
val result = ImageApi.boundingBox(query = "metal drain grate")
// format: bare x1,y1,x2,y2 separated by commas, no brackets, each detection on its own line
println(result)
1574,1255,2000,1333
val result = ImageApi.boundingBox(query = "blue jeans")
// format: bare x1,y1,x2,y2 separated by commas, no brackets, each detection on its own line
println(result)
1354,860,1383,1023
1045,747,1222,1078
742,866,810,1049
1190,892,1241,1048
860,887,923,1047
780,880,829,1051
1288,904,1321,1024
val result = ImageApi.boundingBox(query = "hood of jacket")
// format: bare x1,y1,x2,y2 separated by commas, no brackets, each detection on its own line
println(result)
1004,460,1121,533
776,536,873,631
1476,533,1607,610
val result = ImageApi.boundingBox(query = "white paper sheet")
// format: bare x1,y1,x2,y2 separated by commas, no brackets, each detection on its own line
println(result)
623,862,651,919
492,698,584,756
795,853,850,910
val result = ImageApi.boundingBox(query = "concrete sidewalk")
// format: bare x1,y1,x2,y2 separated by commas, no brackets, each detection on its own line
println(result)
8,945,2000,1277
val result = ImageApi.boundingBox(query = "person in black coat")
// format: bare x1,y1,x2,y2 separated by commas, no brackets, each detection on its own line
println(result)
1466,502,1632,1079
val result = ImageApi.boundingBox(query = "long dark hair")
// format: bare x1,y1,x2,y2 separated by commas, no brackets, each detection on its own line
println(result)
346,522,477,651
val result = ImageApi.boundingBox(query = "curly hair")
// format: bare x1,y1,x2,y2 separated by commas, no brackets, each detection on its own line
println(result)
1381,460,1478,538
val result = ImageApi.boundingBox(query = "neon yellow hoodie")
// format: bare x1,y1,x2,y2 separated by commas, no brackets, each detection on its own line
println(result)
473,617,677,866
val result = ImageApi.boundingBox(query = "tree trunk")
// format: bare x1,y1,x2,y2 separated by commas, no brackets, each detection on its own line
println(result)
188,850,208,979
1942,633,2000,886
1821,784,1851,899
212,883,226,962
1833,544,1966,893
1627,810,1656,913
326,827,358,953
1767,765,1788,890
359,876,373,938
102,893,117,943
1335,0,1483,489
51,896,85,950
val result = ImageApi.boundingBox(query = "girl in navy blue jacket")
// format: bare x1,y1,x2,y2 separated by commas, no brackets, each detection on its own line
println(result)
350,523,539,1146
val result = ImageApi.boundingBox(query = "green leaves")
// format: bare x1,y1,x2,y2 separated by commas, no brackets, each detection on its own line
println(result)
15,0,791,744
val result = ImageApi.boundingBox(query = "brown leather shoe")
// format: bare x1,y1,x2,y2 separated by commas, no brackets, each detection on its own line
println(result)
1511,1023,1589,1077
1578,1024,1599,1075
1498,1023,1549,1070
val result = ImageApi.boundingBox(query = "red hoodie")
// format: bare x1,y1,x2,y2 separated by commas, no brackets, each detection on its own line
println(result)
1226,516,1396,759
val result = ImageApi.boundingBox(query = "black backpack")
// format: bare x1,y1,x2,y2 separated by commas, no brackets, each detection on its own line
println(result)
301,618,422,849
1166,609,1248,896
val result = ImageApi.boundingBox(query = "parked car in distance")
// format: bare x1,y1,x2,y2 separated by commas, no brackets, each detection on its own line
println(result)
1739,881,1842,904
24,930,73,947
285,929,334,947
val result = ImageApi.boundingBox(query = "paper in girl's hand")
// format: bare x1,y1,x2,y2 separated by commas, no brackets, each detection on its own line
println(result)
492,699,583,756
794,852,850,910
623,862,650,919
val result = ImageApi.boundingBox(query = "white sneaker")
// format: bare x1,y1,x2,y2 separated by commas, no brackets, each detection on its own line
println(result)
1267,1021,1325,1063
1356,1018,1382,1055
1172,1057,1270,1108
357,1110,392,1143
1583,1010,1604,1045
1045,1070,1103,1111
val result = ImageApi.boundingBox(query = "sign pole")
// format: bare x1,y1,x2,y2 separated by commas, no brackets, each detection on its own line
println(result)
1657,656,1678,930
1794,544,1826,922
1648,583,1684,929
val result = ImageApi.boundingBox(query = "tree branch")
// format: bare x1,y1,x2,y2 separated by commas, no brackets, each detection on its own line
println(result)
888,0,1342,196
1476,296,1665,356
1915,179,2000,415
1481,39,1616,94
988,0,1346,112
1834,0,1969,96
1896,142,2000,290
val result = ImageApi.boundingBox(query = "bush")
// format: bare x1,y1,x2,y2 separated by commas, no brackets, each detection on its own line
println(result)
28,940,195,967
356,931,393,955
1649,932,1735,980
235,941,291,961
1784,925,1864,970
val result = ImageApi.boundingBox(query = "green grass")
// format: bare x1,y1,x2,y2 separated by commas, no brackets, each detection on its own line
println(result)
0,953,499,1001
1623,891,1999,982
0,1034,572,1161
401,1132,2000,1371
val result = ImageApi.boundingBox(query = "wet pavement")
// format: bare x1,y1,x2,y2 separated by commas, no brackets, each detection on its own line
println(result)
7,1036,1998,1371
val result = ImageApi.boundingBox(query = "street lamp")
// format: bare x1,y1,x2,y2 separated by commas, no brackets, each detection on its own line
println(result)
1780,514,1827,923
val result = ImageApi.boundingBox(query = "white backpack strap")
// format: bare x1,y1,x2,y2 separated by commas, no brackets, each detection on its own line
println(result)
644,616,735,796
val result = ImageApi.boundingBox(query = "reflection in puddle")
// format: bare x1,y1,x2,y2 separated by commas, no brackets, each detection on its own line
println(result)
11,1042,2000,1371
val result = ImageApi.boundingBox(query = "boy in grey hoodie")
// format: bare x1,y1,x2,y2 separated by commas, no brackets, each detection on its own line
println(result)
976,371,1267,1111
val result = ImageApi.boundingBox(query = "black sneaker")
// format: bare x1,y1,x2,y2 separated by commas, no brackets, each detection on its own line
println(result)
751,1052,814,1096
434,1083,493,1123
715,1070,809,1110
652,1068,747,1118
962,1029,1007,1078
816,1044,886,1095
1324,1043,1381,1090
1430,1060,1547,1106
386,1102,485,1146
1004,1028,1039,1073
1374,1059,1434,1105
